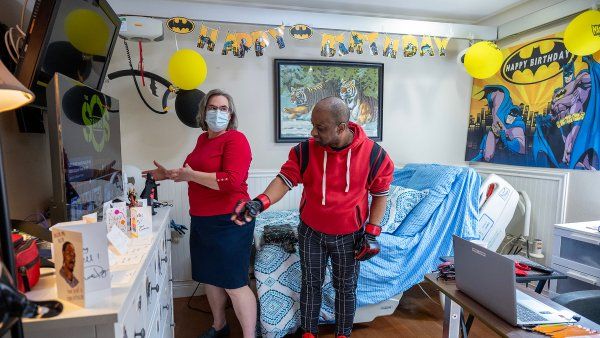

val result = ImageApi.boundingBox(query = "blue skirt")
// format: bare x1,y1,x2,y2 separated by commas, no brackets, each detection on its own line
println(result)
190,214,255,289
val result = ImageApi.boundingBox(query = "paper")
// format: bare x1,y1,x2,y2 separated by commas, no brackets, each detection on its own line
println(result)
82,212,97,223
104,201,128,233
107,226,130,255
130,206,152,238
52,221,111,307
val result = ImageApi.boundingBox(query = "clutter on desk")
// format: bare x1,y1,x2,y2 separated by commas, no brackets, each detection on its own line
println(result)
103,201,128,233
51,220,111,307
436,261,455,281
531,324,598,337
12,233,41,292
0,260,62,335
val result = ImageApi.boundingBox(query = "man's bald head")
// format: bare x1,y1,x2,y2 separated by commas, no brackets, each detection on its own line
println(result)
313,96,350,125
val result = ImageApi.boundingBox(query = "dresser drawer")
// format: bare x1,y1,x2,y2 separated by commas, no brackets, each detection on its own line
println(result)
552,263,600,294
554,231,600,269
117,283,148,338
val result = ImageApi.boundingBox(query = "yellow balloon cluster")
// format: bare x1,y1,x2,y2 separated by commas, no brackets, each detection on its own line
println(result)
64,9,109,56
464,41,503,79
168,49,208,90
564,10,600,56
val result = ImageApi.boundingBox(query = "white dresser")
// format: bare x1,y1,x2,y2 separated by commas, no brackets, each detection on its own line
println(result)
551,220,600,295
23,207,174,338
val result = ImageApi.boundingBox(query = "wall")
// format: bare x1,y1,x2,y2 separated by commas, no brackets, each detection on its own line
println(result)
103,22,473,172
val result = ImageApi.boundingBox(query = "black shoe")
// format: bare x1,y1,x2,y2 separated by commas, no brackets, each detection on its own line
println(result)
199,324,230,338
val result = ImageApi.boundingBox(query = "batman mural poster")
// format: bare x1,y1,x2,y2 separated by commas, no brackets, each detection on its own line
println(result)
466,32,600,170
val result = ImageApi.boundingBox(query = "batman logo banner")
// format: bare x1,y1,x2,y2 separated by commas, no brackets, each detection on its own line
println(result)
167,17,195,34
290,24,312,40
501,38,575,85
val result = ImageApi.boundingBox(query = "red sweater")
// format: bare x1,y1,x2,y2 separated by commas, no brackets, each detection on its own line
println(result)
278,122,394,235
185,130,251,216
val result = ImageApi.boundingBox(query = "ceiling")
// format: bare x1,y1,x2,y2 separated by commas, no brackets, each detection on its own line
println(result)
173,0,531,23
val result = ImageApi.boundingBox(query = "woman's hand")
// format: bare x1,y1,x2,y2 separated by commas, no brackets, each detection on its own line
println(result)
142,160,169,181
168,163,195,182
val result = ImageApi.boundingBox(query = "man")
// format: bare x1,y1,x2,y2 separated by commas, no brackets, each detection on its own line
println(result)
232,97,393,338
59,242,79,288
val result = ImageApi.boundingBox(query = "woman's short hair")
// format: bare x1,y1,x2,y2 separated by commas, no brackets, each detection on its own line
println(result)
197,89,238,131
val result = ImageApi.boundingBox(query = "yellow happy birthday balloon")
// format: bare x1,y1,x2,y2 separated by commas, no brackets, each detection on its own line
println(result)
464,41,503,79
64,9,109,56
564,10,600,56
168,49,207,90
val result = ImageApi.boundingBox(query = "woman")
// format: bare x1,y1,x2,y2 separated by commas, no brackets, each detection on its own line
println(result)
144,89,256,338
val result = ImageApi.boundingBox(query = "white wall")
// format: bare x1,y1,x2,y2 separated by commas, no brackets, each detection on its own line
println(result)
104,22,473,173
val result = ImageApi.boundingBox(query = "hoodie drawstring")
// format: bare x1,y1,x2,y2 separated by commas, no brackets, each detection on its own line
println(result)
345,149,351,192
321,149,352,205
321,152,327,205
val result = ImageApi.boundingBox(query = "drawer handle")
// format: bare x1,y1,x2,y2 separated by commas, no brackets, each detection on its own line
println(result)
571,233,600,246
161,255,168,264
162,304,170,311
167,239,172,243
134,328,145,338
151,283,160,294
566,270,599,285
138,295,142,311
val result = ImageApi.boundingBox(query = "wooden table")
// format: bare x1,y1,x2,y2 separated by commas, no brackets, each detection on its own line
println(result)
424,273,600,338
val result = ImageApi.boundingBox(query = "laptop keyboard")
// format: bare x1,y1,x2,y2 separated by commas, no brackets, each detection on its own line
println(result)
517,303,547,323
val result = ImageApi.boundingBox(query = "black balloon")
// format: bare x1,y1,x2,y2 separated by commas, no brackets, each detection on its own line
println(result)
44,41,92,82
61,85,111,126
175,89,205,128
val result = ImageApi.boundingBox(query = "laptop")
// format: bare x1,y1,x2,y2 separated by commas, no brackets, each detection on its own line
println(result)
452,235,576,326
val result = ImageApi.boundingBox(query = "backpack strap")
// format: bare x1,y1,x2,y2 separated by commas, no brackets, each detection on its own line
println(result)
368,142,387,186
293,140,310,176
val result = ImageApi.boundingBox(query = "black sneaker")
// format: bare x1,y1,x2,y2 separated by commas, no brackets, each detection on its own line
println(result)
199,324,230,338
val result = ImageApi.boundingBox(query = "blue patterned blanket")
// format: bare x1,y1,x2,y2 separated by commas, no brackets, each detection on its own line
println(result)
254,164,480,338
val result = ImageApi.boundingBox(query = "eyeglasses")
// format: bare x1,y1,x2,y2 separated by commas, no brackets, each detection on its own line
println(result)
207,105,230,113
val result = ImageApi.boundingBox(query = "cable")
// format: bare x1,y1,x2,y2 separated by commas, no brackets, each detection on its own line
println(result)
123,40,169,114
186,282,233,314
417,283,440,306
3,0,28,64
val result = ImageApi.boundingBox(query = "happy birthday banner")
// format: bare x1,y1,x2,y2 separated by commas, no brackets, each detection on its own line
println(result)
169,17,451,58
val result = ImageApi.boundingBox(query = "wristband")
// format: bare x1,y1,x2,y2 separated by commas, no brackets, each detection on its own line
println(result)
254,194,271,211
365,223,381,236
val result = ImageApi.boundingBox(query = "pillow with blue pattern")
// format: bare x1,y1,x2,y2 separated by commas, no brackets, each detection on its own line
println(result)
379,185,429,234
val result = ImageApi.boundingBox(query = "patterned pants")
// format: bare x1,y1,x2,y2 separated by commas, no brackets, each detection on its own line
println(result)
298,221,361,337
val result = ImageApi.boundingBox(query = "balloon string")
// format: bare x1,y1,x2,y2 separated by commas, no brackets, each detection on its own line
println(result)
175,33,179,50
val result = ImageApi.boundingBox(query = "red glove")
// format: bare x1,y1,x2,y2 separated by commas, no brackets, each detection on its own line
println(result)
232,194,271,224
355,223,381,261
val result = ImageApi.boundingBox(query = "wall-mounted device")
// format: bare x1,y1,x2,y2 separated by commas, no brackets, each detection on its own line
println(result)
118,16,164,42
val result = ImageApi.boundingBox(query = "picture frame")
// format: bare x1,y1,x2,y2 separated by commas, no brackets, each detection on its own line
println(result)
275,59,384,143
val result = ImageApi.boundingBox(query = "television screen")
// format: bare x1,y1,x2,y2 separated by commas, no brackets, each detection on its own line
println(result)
46,73,123,222
15,0,120,133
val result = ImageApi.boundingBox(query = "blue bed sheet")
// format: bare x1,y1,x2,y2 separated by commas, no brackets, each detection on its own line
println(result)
254,163,480,338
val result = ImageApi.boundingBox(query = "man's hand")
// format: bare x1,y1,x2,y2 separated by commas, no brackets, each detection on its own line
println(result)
231,194,271,225
355,223,381,261
142,160,169,181
168,164,195,182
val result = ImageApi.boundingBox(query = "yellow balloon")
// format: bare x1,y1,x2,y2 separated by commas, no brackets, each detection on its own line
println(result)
464,41,503,79
564,10,600,56
64,9,109,56
168,49,207,90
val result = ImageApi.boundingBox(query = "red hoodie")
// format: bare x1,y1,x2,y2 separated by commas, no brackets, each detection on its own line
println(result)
278,122,394,235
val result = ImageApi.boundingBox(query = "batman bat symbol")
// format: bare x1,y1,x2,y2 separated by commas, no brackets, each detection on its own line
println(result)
290,25,312,39
167,18,194,34
501,38,574,84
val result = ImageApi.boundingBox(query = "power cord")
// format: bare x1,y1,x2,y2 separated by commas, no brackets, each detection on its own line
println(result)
186,282,233,314
3,0,28,64
123,39,169,114
417,283,440,306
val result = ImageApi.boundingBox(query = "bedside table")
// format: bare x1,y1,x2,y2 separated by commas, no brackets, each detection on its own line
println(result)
551,221,600,296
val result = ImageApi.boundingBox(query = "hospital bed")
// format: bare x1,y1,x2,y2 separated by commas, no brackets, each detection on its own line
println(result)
253,165,522,338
